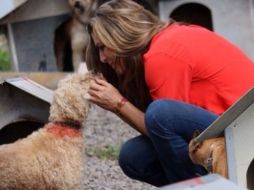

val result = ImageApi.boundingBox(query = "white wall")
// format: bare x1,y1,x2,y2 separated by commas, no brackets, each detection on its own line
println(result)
159,0,254,60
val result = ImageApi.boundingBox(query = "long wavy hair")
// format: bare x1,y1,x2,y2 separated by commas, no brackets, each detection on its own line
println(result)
86,0,171,111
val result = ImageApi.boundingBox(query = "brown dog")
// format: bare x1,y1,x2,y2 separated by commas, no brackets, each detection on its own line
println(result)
189,137,228,178
69,0,97,71
54,0,158,71
54,0,97,71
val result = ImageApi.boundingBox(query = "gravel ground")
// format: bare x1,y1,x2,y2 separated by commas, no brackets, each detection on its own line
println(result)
83,105,155,190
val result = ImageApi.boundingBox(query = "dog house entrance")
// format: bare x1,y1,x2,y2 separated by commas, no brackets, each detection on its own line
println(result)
0,77,53,146
247,159,254,190
0,120,44,145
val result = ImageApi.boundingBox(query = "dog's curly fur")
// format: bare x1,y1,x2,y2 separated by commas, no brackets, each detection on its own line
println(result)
0,74,91,190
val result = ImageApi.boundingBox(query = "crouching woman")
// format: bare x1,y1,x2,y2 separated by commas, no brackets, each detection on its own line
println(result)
86,0,254,187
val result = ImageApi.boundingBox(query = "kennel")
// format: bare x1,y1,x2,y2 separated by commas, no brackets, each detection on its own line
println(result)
0,77,53,145
194,86,254,190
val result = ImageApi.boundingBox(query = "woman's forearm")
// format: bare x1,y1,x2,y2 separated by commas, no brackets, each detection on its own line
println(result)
114,100,148,136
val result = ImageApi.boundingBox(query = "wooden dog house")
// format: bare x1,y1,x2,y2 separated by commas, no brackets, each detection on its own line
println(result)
0,77,53,145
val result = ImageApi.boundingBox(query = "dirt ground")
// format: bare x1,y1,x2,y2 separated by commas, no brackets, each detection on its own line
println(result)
83,105,154,190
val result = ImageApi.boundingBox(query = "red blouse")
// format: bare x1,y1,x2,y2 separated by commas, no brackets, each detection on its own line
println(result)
144,23,254,115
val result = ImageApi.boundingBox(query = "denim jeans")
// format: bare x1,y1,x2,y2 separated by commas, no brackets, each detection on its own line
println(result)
118,99,218,187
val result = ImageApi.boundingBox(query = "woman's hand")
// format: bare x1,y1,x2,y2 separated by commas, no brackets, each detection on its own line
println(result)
88,75,123,112
88,74,147,135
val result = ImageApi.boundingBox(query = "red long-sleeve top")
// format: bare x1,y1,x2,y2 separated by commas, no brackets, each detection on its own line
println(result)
144,23,254,115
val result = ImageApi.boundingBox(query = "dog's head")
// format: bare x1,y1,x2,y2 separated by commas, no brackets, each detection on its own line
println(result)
49,73,92,128
189,137,226,173
68,0,97,23
189,138,211,165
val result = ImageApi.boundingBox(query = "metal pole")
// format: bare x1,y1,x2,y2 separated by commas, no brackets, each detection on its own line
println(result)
7,23,19,71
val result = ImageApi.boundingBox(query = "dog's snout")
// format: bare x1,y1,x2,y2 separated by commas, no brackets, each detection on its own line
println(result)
74,1,81,8
73,0,85,13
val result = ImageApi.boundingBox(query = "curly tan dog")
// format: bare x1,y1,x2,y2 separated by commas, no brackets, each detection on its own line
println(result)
189,137,228,178
0,74,91,190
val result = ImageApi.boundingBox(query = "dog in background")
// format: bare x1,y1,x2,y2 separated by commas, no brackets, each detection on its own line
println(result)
54,0,157,72
54,0,97,72
189,136,228,178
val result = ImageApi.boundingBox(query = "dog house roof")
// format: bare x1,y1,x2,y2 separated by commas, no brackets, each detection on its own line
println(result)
0,0,28,19
1,77,53,104
0,77,53,129
195,85,254,143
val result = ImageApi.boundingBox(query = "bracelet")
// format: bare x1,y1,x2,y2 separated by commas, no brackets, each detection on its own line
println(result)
115,97,128,113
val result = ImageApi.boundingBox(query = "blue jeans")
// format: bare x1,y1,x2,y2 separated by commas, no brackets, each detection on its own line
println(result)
118,99,218,187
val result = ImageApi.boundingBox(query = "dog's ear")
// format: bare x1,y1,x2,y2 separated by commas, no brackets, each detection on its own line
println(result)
189,139,200,154
192,130,200,138
189,130,202,153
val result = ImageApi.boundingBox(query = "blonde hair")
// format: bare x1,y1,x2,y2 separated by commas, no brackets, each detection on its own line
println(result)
88,0,167,56
86,0,171,111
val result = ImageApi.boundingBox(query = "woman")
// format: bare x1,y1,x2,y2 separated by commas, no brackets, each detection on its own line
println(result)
86,0,254,187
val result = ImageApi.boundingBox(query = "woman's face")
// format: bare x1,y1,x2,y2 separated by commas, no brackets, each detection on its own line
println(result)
92,32,124,75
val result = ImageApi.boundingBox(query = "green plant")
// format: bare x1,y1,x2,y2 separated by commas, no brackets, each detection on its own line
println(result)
0,48,11,71
86,144,120,160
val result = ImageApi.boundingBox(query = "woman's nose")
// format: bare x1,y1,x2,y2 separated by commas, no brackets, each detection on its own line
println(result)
99,51,107,63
